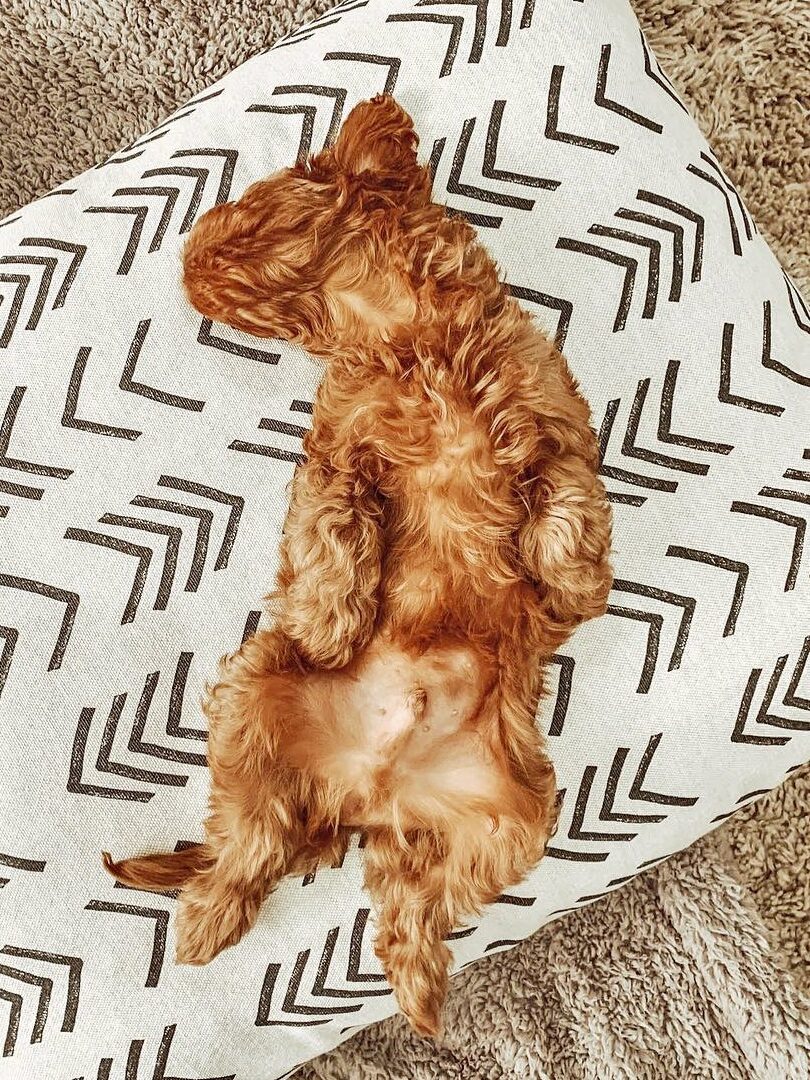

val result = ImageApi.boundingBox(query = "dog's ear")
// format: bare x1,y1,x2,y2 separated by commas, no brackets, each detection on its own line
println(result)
331,95,420,180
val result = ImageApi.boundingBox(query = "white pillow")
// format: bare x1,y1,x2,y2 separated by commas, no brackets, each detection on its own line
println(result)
1,1,807,1077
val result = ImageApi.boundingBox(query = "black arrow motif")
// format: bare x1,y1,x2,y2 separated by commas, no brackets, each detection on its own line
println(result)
84,901,169,987
0,949,80,1045
156,476,243,568
0,239,85,327
555,236,637,331
385,12,463,77
686,158,747,256
442,116,543,215
0,626,17,701
751,647,810,731
230,404,309,464
731,643,810,745
140,148,238,229
546,65,619,154
589,224,661,317
126,667,207,765
68,677,200,805
761,300,810,387
619,375,722,478
638,28,688,113
636,188,703,281
0,851,46,885
611,577,695,674
697,150,754,240
120,318,205,413
94,694,189,789
0,274,27,348
0,968,48,1052
128,500,211,593
628,733,699,806
729,500,805,592
257,953,355,1027
568,769,637,844
62,346,142,441
97,515,181,611
719,322,784,416
246,104,318,166
547,654,575,737
428,138,503,227
1,387,74,492
666,545,748,636
0,255,56,332
83,205,149,275
0,574,78,671
658,359,734,456
109,185,181,249
270,85,347,148
323,52,401,96
310,909,391,1001
483,99,561,190
604,605,662,694
0,947,81,1056
197,317,280,364
560,734,697,860
613,208,685,300
64,529,151,624
594,43,663,133
128,496,224,593
507,284,572,350
417,1,488,63
783,270,810,333
597,398,678,505
68,706,154,803
134,168,207,234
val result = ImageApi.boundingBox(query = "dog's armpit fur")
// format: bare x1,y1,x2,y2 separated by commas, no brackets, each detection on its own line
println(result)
103,95,613,1037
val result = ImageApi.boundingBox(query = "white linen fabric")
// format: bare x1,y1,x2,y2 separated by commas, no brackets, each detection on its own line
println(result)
0,1,808,1077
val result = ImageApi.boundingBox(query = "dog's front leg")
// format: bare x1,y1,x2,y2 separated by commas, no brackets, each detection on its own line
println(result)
276,456,383,669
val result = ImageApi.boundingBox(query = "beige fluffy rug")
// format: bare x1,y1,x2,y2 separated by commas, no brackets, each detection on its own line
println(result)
1,1,808,1074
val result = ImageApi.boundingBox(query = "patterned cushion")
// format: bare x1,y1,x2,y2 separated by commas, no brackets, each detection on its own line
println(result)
1,1,808,1077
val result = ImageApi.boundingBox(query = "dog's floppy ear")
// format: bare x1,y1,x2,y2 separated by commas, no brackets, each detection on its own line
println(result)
331,95,420,180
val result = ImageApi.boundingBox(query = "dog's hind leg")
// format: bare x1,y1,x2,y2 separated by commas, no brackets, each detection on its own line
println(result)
173,628,344,965
363,806,550,1038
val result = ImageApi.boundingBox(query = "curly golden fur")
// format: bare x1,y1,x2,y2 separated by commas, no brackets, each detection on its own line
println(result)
103,96,613,1037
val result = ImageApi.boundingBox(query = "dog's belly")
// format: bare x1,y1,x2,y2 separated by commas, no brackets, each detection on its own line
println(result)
302,635,506,827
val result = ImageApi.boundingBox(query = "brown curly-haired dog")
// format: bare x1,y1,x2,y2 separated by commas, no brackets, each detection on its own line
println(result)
104,95,612,1037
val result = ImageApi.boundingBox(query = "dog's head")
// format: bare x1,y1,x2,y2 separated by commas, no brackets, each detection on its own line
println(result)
183,96,438,354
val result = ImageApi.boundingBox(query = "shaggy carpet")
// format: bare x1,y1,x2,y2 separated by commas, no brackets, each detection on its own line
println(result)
1,1,808,1075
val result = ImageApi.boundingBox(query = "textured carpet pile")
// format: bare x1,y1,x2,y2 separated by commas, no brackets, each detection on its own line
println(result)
1,1,807,1076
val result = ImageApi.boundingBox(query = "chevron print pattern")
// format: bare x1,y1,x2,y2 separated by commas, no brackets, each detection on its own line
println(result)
0,1,807,1078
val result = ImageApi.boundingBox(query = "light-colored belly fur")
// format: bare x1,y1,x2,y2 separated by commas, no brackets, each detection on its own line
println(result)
300,636,506,830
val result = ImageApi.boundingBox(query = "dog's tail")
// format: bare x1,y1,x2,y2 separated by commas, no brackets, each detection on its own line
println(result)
102,844,212,891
